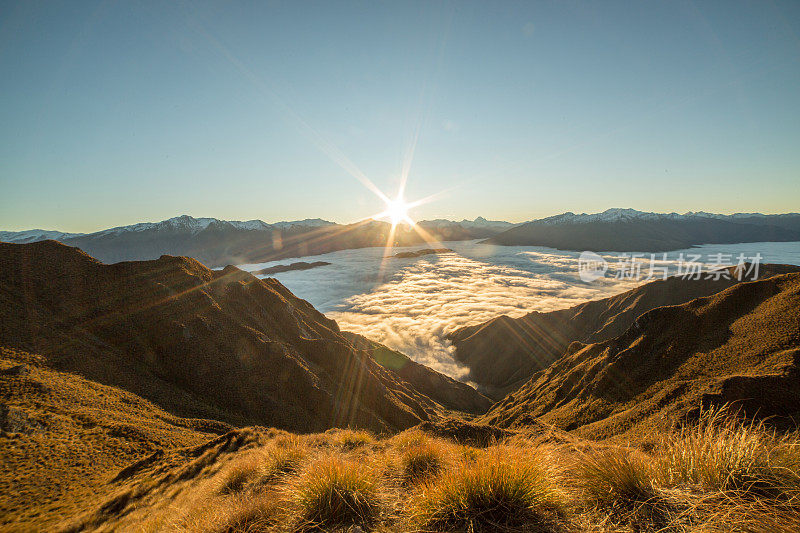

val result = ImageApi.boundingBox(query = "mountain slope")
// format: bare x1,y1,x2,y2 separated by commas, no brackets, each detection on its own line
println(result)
0,241,486,433
484,209,800,251
0,346,227,531
481,272,800,438
343,332,492,414
448,264,800,399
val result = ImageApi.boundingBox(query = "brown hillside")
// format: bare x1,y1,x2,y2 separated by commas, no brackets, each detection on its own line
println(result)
482,272,800,438
449,264,800,398
0,346,228,531
0,241,485,434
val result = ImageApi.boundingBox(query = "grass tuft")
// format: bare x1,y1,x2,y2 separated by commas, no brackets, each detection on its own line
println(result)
254,446,306,487
657,408,800,499
334,429,375,450
218,460,261,495
414,447,564,532
291,456,382,530
184,494,279,533
576,448,659,510
401,443,444,483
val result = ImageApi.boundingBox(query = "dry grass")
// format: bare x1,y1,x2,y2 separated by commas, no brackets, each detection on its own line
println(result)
27,404,800,532
333,428,376,450
181,494,280,533
290,456,383,530
656,408,800,499
401,442,446,484
219,460,262,494
413,446,566,532
576,448,660,509
257,446,306,486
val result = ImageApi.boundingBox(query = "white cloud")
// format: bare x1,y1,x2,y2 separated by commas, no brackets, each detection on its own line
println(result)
239,240,800,380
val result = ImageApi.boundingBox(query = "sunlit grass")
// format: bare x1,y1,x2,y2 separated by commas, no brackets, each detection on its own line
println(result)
656,408,800,499
290,456,382,530
401,442,445,484
413,446,566,532
128,406,800,532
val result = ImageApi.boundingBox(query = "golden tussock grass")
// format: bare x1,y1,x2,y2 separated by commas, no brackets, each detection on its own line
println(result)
413,445,566,532
289,456,383,530
656,408,800,499
82,405,800,532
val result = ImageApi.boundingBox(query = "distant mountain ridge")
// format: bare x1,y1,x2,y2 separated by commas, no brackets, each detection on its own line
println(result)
485,208,800,251
0,215,512,267
533,208,800,227
3,209,799,266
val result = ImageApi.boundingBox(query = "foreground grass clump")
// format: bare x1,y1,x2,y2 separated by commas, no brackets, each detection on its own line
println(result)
291,457,382,530
414,447,564,532
401,442,445,483
257,446,306,486
186,494,279,533
657,408,800,499
117,407,800,532
575,447,674,528
576,448,659,510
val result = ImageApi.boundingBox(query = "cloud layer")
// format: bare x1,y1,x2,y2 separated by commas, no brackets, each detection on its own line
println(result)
240,240,800,380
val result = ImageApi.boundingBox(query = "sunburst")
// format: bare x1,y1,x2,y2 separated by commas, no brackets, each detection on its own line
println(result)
373,194,415,228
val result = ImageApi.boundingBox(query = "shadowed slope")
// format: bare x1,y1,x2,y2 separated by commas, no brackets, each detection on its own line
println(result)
449,265,800,398
482,273,800,438
0,241,484,433
343,332,492,414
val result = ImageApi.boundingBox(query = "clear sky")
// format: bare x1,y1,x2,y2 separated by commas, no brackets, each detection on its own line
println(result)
1,1,799,232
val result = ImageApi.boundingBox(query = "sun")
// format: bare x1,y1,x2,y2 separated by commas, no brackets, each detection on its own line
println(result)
375,195,415,227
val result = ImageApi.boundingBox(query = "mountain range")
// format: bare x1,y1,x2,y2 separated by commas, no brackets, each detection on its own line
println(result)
483,208,800,251
478,270,800,438
449,263,800,400
0,215,513,267
3,209,798,267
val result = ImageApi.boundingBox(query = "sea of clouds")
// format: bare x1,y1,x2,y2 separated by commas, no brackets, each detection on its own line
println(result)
238,240,800,380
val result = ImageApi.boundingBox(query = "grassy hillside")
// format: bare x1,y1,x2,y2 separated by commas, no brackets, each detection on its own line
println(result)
62,410,800,532
482,272,800,439
0,347,227,531
449,264,800,399
0,241,487,433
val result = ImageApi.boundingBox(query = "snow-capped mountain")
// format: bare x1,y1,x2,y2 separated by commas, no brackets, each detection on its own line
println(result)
486,209,800,252
90,215,334,236
535,208,678,225
457,216,517,229
270,218,336,229
532,208,800,226
1,215,337,242
0,229,85,244
3,210,797,266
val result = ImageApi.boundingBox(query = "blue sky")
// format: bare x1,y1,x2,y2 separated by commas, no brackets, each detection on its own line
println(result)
1,1,799,232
